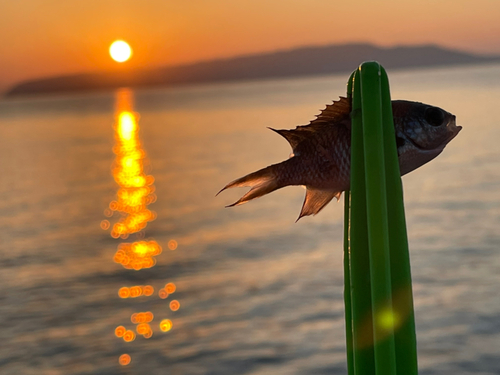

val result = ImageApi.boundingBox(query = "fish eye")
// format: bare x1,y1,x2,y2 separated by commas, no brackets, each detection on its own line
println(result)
425,107,445,127
396,136,405,148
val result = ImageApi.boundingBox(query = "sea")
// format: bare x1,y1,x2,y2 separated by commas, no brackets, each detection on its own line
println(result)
0,63,499,375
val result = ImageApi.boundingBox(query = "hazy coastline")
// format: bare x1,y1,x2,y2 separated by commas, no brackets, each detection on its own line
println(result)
6,43,500,97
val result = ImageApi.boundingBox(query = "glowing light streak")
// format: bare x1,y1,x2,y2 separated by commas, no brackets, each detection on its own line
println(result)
107,90,181,365
107,91,157,237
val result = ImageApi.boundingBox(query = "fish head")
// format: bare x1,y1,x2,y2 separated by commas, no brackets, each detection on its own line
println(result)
393,101,462,175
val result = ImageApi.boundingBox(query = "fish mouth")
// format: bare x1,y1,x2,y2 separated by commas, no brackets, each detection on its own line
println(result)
447,125,462,141
441,124,462,149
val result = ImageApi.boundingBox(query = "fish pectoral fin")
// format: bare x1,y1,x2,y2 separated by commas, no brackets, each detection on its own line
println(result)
297,188,341,221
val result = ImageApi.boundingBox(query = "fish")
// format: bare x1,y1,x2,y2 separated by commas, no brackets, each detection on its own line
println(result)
218,97,462,220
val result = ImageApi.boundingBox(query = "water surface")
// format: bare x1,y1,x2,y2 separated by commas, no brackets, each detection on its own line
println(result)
1,64,499,374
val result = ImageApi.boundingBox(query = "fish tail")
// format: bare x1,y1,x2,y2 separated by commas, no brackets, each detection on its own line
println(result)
217,163,283,207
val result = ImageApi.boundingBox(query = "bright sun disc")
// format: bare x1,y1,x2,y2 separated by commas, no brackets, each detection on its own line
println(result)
110,40,132,63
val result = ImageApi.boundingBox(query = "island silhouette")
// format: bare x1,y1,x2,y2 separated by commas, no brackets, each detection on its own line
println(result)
5,43,499,97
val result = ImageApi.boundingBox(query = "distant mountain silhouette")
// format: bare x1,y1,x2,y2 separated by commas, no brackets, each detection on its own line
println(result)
5,43,500,96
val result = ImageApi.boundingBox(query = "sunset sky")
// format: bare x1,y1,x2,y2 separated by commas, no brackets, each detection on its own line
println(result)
1,0,500,92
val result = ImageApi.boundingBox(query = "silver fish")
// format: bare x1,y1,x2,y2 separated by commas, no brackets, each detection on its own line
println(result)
218,97,461,220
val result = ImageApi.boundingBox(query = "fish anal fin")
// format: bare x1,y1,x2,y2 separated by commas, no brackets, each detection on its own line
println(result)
297,188,341,221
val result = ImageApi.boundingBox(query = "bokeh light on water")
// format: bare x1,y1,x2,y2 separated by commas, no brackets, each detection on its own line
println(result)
123,330,136,342
113,240,162,270
169,300,180,311
118,285,155,298
158,288,169,299
103,89,181,365
165,282,176,294
115,326,126,337
119,354,131,366
159,319,173,332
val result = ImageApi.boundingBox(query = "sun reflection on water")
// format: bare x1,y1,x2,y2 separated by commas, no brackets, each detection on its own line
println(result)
113,240,162,270
109,91,157,238
118,285,155,298
103,89,181,366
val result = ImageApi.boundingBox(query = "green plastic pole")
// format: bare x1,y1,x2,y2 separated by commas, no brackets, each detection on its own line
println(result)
343,62,418,375
346,70,376,375
379,68,418,372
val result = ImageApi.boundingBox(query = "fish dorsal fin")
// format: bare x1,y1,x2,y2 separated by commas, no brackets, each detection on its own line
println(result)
269,97,351,151
314,96,351,124
297,187,341,221
268,127,303,149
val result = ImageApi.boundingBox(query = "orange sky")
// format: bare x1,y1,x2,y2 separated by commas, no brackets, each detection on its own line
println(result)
1,0,500,92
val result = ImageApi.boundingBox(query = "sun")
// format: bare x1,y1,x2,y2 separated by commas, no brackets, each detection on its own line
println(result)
109,40,132,63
